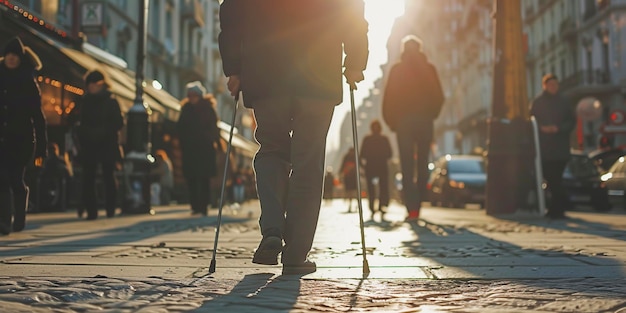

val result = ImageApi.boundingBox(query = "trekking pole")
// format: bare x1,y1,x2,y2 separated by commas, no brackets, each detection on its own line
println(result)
209,92,239,274
349,85,370,275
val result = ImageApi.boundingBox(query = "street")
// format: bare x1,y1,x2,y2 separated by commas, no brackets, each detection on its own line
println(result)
1,200,626,312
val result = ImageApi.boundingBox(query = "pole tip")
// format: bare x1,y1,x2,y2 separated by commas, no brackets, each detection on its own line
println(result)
209,260,216,274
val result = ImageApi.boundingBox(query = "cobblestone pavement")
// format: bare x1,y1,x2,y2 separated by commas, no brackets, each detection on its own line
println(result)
2,276,626,312
0,200,625,312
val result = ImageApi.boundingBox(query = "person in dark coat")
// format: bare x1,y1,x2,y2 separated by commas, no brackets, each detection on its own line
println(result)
340,147,358,213
360,120,392,218
176,81,220,216
76,69,124,220
0,36,47,235
219,0,368,275
530,74,576,219
382,36,444,222
322,166,335,203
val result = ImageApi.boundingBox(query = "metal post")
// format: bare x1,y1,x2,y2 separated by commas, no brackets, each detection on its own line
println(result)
485,0,531,216
122,0,154,215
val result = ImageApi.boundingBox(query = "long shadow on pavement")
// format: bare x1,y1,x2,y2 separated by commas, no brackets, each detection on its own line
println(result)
192,273,300,313
0,209,252,259
405,209,626,297
499,212,626,242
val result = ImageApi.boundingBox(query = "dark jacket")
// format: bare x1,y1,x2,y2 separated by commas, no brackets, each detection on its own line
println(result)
382,53,444,132
360,133,392,176
177,97,220,178
0,59,47,163
76,89,123,160
340,151,357,191
218,0,369,108
530,91,576,161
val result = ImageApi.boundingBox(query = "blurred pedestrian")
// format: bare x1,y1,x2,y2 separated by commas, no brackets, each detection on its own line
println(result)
382,36,444,222
0,36,47,235
323,166,335,203
219,0,368,275
76,69,123,220
360,120,392,218
177,81,221,216
530,74,575,219
233,167,247,205
340,148,358,213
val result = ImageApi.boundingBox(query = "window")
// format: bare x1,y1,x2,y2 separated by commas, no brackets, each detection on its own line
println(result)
448,159,485,174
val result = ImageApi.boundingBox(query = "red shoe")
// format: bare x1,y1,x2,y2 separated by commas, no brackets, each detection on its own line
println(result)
405,210,420,223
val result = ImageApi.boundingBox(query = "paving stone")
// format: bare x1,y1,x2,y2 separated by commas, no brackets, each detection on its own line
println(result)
0,201,625,312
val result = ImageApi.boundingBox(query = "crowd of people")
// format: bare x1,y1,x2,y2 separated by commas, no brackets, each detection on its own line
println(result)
0,36,258,235
1,0,576,278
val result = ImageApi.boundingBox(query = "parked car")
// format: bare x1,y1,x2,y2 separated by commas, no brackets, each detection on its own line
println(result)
556,152,611,212
589,146,626,173
601,155,626,210
427,155,486,208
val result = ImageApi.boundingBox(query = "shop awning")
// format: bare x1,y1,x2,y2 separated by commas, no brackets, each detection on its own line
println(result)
60,47,167,115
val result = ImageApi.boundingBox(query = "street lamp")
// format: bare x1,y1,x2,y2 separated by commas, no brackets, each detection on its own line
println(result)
122,0,154,215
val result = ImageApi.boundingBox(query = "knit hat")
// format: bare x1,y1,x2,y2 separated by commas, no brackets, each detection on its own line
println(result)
3,37,25,57
2,36,42,71
186,81,207,97
84,69,105,85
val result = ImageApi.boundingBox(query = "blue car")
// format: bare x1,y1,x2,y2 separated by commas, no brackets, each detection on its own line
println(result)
428,155,486,208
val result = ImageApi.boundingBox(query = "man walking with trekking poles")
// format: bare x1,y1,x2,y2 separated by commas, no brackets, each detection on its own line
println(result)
218,0,368,275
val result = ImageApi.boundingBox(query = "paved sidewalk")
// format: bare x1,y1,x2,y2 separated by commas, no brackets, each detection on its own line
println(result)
1,200,626,312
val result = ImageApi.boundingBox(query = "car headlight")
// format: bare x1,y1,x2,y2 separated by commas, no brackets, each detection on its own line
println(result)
449,180,465,189
601,173,613,182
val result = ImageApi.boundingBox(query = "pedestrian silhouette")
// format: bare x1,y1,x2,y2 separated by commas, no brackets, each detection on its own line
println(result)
75,69,123,220
530,74,576,219
360,120,392,219
340,147,358,213
177,81,221,216
382,36,444,222
219,0,368,275
323,166,335,203
0,36,47,235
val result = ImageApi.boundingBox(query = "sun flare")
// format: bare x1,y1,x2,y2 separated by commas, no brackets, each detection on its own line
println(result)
327,0,406,150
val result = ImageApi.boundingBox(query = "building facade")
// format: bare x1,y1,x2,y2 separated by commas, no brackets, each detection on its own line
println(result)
524,0,626,152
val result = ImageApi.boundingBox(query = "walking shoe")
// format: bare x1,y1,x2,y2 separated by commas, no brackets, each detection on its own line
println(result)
252,236,283,265
282,260,317,275
405,210,420,223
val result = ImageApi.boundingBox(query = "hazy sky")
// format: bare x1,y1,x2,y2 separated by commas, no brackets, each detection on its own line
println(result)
326,0,406,151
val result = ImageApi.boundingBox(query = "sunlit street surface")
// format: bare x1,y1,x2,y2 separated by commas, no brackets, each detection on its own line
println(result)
1,200,626,312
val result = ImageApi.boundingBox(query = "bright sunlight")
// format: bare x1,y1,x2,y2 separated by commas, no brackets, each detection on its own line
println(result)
328,0,406,150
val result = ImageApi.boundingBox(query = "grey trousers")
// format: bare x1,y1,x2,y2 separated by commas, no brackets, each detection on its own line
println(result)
253,97,335,264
